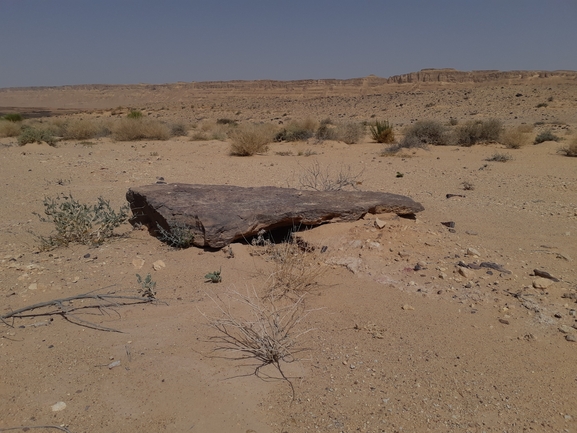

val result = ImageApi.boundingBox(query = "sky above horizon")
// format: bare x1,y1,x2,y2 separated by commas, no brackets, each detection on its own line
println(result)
1,0,576,88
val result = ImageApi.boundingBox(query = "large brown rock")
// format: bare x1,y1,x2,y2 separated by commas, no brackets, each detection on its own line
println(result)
126,184,424,249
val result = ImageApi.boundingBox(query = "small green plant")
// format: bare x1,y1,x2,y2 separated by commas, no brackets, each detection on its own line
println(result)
534,130,560,144
486,152,512,162
156,221,195,248
2,113,23,122
127,110,143,119
205,268,222,283
34,194,129,250
136,273,157,299
369,120,394,143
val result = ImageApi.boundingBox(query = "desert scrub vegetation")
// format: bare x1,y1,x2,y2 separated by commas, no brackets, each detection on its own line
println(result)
34,194,129,250
112,117,170,141
558,137,577,157
534,129,561,144
2,113,23,122
229,123,275,156
203,287,313,398
501,127,530,149
62,118,103,140
156,221,195,248
0,119,22,137
369,120,395,144
126,110,144,119
18,125,57,146
335,122,365,144
400,120,448,147
298,160,363,191
275,118,317,142
454,119,502,146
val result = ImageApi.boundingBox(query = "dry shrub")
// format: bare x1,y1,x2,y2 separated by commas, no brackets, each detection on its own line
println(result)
275,118,317,142
534,129,561,144
190,131,210,141
402,120,449,146
455,119,502,146
229,124,274,156
517,124,534,133
335,122,365,144
502,128,530,149
112,118,170,141
298,160,363,191
0,120,22,137
63,119,100,140
558,137,577,157
264,234,325,299
203,287,313,398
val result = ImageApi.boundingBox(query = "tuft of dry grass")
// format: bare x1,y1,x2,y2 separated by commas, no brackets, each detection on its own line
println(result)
262,234,326,299
486,152,513,162
229,123,274,156
0,119,22,137
112,118,170,141
502,128,530,149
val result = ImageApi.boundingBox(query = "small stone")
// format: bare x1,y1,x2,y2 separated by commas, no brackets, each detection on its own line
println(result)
439,272,447,279
458,267,475,279
349,364,356,369
565,334,577,342
132,258,145,269
533,278,554,289
374,218,386,229
72,276,80,283
28,283,38,291
51,401,67,412
152,260,166,271
466,247,481,257
402,304,414,311
558,325,574,334
498,318,510,325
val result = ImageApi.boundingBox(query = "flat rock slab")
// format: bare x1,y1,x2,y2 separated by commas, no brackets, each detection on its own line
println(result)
126,184,424,249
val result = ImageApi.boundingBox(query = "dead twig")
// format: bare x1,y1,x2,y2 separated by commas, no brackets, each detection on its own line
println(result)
0,425,74,433
1,287,157,333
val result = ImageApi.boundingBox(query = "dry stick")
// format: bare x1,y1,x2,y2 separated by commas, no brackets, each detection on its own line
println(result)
0,425,74,433
1,289,156,333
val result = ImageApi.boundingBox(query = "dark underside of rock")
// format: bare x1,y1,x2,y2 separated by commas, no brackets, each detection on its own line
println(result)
126,184,424,249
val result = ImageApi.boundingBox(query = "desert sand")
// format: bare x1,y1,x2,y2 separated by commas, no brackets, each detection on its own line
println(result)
1,69,576,433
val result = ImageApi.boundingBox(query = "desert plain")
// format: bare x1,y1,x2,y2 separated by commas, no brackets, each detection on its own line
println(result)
1,69,577,433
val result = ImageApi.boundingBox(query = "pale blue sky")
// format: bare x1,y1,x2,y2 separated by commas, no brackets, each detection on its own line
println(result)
0,0,575,88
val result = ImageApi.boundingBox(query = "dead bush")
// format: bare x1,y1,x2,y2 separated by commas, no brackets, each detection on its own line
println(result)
298,160,363,191
275,118,317,142
203,288,313,398
0,119,22,137
112,118,170,141
502,128,530,149
558,137,577,157
63,119,100,140
229,123,274,156
335,122,365,144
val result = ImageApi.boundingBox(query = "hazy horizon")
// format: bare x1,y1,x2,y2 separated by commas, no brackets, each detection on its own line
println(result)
1,0,576,88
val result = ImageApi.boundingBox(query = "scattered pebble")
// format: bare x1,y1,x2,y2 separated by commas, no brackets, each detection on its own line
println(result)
558,325,574,334
152,260,166,271
565,335,577,342
466,247,481,257
498,318,510,325
51,401,66,412
402,304,414,311
533,278,554,290
374,218,386,229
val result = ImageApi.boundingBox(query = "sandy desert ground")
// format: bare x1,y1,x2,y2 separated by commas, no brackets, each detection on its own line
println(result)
1,70,577,433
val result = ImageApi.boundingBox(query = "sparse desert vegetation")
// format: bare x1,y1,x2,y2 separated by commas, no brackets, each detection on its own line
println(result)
2,71,577,433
